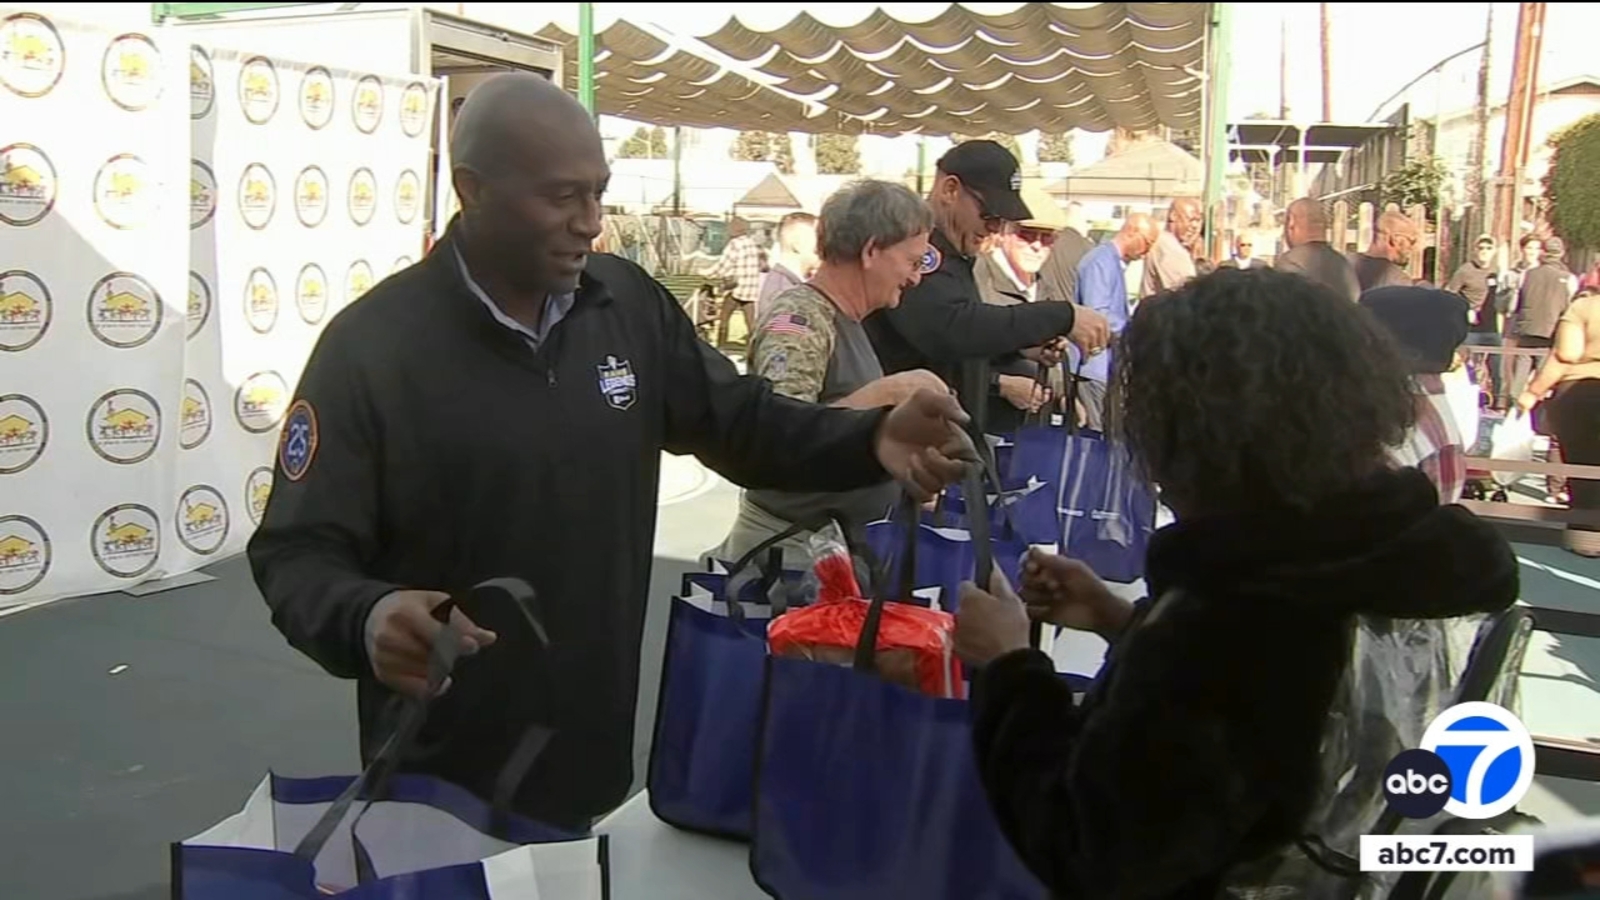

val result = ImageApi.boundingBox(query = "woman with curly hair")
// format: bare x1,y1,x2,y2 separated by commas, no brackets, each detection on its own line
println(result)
954,268,1520,899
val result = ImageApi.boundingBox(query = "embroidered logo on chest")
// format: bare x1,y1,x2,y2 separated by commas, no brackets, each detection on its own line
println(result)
596,355,637,411
919,246,942,275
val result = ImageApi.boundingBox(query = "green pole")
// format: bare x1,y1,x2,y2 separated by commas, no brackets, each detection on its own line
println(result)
577,2,596,118
916,138,927,194
1204,2,1233,253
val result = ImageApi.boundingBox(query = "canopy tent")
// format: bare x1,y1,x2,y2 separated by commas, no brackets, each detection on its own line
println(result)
540,3,1212,136
733,173,856,217
1055,139,1203,200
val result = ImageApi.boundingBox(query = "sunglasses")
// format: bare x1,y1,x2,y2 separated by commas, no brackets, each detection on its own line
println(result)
1012,226,1056,246
958,183,1004,225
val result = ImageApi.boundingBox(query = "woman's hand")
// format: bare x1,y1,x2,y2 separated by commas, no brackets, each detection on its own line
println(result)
1019,549,1133,639
954,569,1033,666
1516,390,1542,414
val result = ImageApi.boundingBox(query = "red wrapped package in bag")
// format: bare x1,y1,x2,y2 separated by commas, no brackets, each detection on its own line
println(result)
767,528,965,699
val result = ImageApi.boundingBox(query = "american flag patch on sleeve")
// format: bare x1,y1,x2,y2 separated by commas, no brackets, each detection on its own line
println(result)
765,312,811,337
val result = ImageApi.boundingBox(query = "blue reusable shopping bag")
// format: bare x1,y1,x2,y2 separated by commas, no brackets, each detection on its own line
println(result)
171,580,610,899
647,515,891,840
646,525,811,840
1056,429,1156,583
750,467,1051,900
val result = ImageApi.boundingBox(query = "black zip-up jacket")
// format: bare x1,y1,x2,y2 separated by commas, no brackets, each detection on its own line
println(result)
864,229,1077,426
248,223,893,828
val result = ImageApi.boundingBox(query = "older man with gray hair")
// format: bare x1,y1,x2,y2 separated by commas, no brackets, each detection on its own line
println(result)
712,179,949,567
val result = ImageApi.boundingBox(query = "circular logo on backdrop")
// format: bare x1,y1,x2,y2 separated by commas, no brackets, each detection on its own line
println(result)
245,466,273,525
238,163,276,230
176,485,229,555
0,270,51,352
294,165,328,227
189,46,214,119
0,143,58,227
392,256,413,276
394,170,420,224
346,260,374,304
86,388,161,465
0,515,50,595
299,65,335,129
352,75,384,133
0,13,65,99
1420,701,1537,820
179,379,211,450
296,264,327,324
238,56,279,124
0,394,48,474
186,271,211,340
101,33,162,111
400,82,429,137
93,153,158,230
90,504,159,579
87,272,162,349
234,371,288,434
189,159,216,229
244,267,278,334
348,168,377,226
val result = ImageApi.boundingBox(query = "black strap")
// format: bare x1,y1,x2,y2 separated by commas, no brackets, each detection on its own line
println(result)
292,578,553,879
720,510,889,621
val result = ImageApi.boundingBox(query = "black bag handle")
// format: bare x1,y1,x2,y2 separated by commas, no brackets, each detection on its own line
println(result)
717,510,892,622
292,578,554,879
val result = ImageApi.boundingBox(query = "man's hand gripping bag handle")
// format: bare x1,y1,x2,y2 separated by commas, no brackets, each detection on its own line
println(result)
291,577,558,882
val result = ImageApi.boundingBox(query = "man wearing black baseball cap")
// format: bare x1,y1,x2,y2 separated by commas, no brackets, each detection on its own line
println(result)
864,140,1109,430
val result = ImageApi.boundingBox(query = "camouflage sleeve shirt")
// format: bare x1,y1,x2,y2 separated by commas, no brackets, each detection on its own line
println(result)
748,285,837,403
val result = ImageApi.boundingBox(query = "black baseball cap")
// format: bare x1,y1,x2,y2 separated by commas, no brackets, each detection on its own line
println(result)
937,140,1032,222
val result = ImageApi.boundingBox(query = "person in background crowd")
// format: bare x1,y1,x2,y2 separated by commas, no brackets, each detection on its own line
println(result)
758,211,819,307
1035,200,1095,304
1361,285,1472,503
248,74,974,833
1496,234,1545,408
1074,214,1161,431
951,267,1517,899
1579,260,1600,294
865,140,1109,429
1140,196,1201,297
974,186,1085,433
1220,235,1261,270
1511,236,1578,393
1445,234,1506,406
1353,210,1420,292
1274,197,1360,302
706,217,766,349
1521,286,1600,556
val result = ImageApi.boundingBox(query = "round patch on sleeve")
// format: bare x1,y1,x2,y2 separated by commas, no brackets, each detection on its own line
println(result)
919,245,942,275
278,399,319,482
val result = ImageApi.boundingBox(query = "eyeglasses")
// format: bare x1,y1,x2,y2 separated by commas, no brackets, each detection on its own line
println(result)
958,183,1004,225
1013,226,1057,246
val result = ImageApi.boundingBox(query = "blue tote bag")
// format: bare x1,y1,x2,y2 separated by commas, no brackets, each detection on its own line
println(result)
647,515,894,840
646,521,817,840
172,579,610,900
750,468,1051,900
1056,429,1156,583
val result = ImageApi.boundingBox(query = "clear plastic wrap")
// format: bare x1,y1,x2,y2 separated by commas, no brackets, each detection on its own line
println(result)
1224,612,1527,899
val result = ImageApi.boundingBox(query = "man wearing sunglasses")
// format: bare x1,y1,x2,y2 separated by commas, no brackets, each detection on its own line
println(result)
864,140,1110,429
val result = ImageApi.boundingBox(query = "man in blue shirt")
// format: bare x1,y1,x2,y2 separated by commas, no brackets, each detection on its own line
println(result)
1073,213,1160,430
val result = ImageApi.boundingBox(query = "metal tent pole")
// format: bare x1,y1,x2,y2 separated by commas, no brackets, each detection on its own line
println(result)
1203,3,1234,255
578,2,596,117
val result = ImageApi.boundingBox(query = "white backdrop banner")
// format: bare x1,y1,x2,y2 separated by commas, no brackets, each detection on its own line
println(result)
0,6,436,609
176,45,436,577
0,8,189,606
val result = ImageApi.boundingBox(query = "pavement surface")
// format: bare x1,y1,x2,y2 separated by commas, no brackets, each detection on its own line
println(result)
2,452,1598,899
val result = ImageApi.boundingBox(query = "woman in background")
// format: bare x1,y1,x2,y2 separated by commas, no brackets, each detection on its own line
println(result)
1520,287,1600,556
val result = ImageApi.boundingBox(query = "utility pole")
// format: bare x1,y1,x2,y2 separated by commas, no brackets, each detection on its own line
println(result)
1278,13,1291,120
1320,3,1333,122
1494,3,1540,245
1466,3,1493,236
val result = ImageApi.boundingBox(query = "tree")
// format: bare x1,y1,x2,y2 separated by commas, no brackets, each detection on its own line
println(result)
952,131,1022,163
814,133,861,175
731,131,794,174
1545,113,1600,249
618,125,668,159
1381,156,1448,217
1037,132,1074,164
